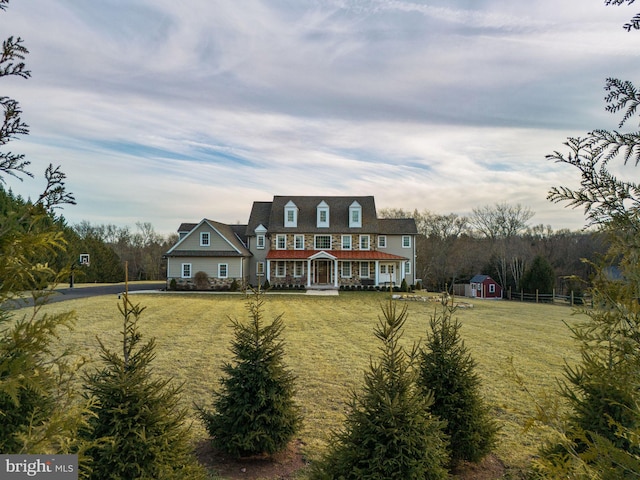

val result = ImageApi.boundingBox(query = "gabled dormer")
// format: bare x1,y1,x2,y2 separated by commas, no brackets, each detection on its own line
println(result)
349,200,362,228
255,224,267,249
284,200,298,227
317,200,330,228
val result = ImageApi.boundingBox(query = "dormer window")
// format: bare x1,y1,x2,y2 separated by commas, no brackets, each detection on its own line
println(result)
284,200,298,227
349,201,362,228
317,200,329,228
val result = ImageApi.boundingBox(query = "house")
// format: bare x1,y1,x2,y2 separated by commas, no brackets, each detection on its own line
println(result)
467,275,502,299
165,195,417,290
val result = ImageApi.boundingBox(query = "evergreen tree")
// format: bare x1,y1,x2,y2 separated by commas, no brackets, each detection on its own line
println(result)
311,299,449,480
520,255,556,294
534,73,640,477
198,287,301,457
82,293,208,480
418,299,498,466
0,0,86,455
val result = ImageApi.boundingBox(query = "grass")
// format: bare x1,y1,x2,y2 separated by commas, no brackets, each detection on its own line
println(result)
31,291,583,478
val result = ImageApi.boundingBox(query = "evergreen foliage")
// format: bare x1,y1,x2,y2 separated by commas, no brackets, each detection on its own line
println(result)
535,73,640,477
0,0,87,455
418,300,498,466
520,255,556,294
311,299,449,480
82,293,208,480
198,288,301,457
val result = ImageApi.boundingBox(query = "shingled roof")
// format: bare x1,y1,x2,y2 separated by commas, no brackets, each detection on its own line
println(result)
246,195,417,235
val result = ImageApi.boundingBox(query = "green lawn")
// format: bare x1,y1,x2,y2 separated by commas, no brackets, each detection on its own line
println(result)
34,291,582,477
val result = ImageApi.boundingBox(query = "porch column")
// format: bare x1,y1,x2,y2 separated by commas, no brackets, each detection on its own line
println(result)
375,260,379,286
307,259,311,287
334,258,339,287
266,260,271,284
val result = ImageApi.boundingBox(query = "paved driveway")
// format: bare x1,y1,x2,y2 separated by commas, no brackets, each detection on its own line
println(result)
3,283,164,309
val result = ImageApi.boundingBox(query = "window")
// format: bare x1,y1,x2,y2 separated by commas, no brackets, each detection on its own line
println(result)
317,201,330,228
402,235,411,248
314,235,331,249
342,235,352,250
284,201,298,227
256,234,265,249
257,261,265,275
79,253,90,265
349,201,362,228
276,261,286,277
294,261,304,277
181,263,192,278
276,234,286,250
341,261,352,277
378,235,387,248
218,263,228,278
404,261,411,275
360,262,369,278
294,234,305,250
489,283,495,294
359,235,370,250
200,232,210,247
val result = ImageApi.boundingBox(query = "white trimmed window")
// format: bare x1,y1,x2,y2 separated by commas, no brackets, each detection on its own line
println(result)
218,263,228,278
341,261,352,277
317,201,330,228
276,234,286,250
276,261,286,277
294,234,305,250
359,235,370,250
402,235,411,248
294,261,304,277
349,201,362,228
181,263,192,278
360,262,369,278
200,232,210,247
404,261,411,275
257,261,265,275
256,234,265,249
489,283,496,294
314,235,331,249
284,201,298,227
378,235,387,248
342,235,352,250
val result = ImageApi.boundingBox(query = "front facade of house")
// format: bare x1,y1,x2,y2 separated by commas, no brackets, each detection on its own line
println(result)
467,274,503,299
165,195,417,290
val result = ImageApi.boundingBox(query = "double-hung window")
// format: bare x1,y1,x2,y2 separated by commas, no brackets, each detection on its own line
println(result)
341,261,352,277
276,234,286,250
294,262,304,277
276,261,286,277
360,262,369,278
342,235,352,250
218,263,228,278
378,235,387,248
359,235,370,250
402,235,411,248
181,263,192,278
200,232,210,247
256,234,265,249
294,234,305,250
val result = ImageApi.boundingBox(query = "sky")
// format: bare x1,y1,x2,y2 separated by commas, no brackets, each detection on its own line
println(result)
2,0,639,235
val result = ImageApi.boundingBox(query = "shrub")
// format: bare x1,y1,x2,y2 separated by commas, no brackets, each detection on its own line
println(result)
230,278,239,292
198,288,301,456
194,271,209,290
83,294,208,479
401,278,408,292
311,299,449,480
418,300,498,466
169,278,177,290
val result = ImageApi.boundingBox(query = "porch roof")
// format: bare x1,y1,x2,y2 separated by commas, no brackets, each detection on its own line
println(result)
266,250,408,261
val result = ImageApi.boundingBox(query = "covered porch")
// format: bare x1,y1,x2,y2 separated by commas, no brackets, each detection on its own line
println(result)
265,250,409,288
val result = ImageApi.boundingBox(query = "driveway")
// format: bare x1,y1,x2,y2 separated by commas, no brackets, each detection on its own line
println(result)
3,283,164,309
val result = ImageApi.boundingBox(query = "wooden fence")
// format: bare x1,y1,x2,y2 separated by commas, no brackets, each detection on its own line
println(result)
505,288,588,307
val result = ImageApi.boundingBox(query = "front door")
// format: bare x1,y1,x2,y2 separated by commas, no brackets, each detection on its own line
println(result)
315,260,330,284
379,263,395,285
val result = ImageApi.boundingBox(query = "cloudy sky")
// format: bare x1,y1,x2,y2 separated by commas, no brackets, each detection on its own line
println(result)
2,0,639,234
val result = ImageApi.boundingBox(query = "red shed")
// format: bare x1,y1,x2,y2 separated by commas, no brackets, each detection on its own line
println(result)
468,275,502,299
